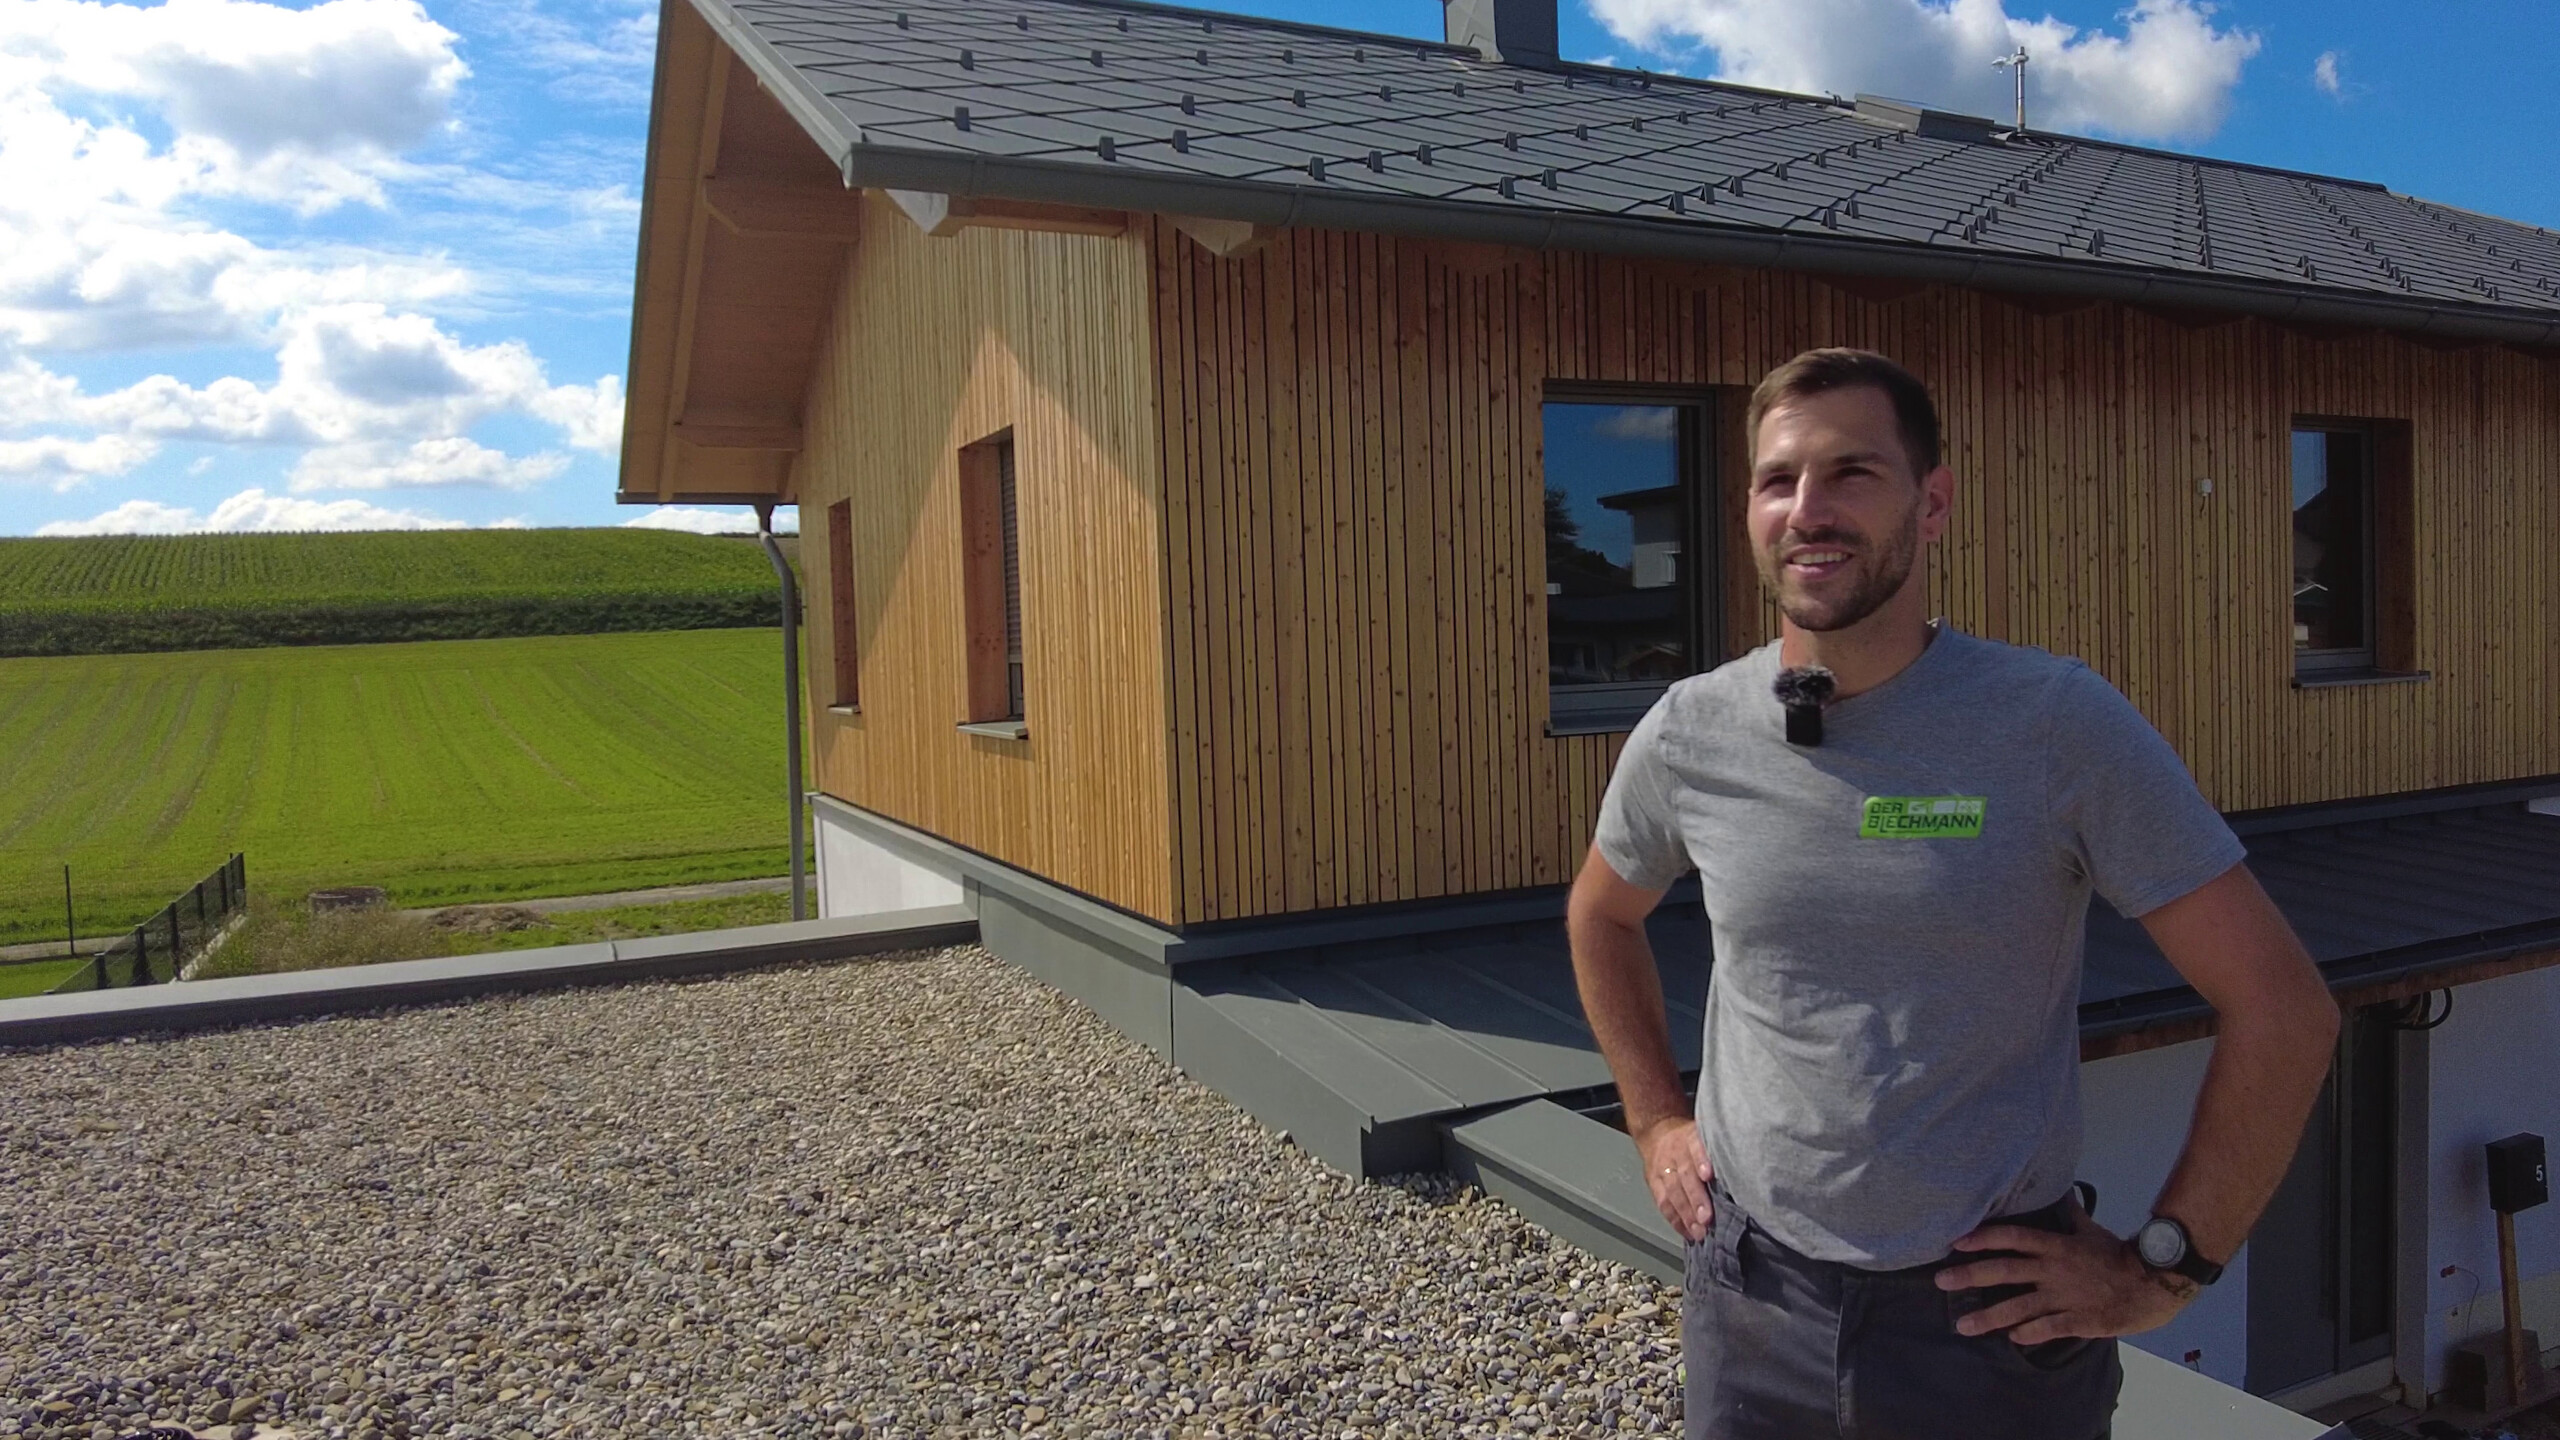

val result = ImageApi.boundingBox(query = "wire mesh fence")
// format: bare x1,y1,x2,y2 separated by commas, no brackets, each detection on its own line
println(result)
49,853,247,994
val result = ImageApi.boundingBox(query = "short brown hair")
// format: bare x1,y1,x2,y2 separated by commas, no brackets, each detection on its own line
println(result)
1746,348,1941,478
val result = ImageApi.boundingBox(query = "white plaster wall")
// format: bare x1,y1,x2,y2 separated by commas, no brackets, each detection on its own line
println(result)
814,802,965,918
2421,963,2560,1397
2080,1037,2252,1390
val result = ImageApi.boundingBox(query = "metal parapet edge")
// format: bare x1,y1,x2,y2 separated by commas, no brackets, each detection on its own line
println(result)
0,906,979,1047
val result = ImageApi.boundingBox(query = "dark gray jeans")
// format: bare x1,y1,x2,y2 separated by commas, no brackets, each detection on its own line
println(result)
1682,1177,2121,1440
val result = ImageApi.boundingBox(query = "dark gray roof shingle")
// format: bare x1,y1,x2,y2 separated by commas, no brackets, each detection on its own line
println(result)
693,0,2560,341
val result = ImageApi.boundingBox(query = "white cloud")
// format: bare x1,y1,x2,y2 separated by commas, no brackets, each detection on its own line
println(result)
2312,50,2343,98
3,0,467,211
450,0,657,107
287,437,568,491
621,505,797,536
0,304,621,490
0,432,159,488
1596,406,1680,441
36,484,469,533
0,0,476,353
1586,0,2263,142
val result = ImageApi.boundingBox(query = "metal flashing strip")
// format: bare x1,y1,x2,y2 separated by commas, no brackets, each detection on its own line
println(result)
0,906,977,1047
2225,775,2560,837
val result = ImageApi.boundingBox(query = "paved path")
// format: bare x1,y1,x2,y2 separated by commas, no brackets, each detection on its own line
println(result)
0,878,795,964
0,937,114,965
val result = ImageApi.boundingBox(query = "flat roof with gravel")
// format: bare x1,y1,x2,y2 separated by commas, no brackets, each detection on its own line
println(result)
1,944,1686,1440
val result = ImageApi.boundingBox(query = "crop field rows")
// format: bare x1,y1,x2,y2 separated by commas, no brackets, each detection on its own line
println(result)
0,529,785,655
0,629,795,945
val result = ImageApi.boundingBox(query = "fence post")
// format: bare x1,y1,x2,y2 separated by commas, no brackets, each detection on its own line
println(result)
160,905,179,984
126,926,143,989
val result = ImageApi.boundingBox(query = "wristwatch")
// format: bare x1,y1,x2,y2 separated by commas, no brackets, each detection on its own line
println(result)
2134,1214,2224,1286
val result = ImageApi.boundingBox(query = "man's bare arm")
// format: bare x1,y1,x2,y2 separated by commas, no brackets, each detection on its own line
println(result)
1942,861,2338,1342
1565,844,1711,1238
2140,861,2341,1276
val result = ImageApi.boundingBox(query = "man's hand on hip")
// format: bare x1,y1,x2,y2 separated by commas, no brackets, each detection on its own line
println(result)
1637,1116,1715,1242
1936,1197,2195,1342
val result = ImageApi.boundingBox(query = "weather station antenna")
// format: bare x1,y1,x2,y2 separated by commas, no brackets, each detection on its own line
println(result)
1992,45,2029,129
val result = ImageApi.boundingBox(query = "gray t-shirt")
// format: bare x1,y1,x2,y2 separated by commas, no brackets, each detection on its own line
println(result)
1594,625,2244,1269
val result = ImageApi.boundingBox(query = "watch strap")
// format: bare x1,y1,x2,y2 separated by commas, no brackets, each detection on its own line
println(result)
2141,1215,2223,1286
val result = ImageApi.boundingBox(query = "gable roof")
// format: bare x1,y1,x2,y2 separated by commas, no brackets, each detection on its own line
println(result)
688,0,2560,347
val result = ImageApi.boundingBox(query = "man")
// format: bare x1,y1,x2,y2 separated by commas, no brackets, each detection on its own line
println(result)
1565,349,2342,1440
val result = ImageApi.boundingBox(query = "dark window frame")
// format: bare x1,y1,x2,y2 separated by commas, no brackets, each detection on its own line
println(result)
1538,384,1722,736
2290,419,2380,678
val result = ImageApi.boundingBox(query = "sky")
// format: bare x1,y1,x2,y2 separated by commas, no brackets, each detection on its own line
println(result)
5,0,2557,538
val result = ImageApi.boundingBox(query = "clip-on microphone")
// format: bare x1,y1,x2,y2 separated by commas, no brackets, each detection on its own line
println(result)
1773,665,1836,746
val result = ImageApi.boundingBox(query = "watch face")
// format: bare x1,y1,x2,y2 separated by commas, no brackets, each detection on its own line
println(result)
2137,1218,2186,1268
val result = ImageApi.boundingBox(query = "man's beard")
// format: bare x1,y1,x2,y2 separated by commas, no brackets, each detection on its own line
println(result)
1755,500,1921,633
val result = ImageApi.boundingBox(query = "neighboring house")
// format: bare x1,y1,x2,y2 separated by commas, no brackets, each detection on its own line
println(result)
617,0,2560,1415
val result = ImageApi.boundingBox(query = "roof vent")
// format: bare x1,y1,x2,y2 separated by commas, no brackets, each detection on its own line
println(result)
1441,0,1557,67
1852,94,1997,143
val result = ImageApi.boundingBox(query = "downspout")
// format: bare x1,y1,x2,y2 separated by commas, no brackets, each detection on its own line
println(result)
755,503,809,921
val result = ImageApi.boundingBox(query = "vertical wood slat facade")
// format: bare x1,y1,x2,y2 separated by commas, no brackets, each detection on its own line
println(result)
795,192,1173,922
1151,221,2560,926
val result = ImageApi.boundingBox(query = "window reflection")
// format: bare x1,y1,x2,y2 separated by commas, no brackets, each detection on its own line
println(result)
2292,428,2370,655
1543,402,1690,690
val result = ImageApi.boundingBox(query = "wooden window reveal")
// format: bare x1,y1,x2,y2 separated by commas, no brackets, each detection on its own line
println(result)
826,499,859,709
958,433,1025,723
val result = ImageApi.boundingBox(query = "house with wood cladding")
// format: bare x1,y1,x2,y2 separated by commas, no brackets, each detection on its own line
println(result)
619,0,2560,1417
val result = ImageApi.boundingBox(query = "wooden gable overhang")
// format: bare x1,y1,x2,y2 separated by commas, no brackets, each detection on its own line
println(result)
619,0,1177,507
618,0,862,505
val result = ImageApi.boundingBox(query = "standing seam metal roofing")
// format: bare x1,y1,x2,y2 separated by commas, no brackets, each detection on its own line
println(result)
690,0,2560,344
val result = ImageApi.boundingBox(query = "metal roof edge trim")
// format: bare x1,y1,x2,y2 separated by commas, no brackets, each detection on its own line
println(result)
685,0,863,164
2227,774,2560,836
2079,921,2560,1044
832,143,2560,348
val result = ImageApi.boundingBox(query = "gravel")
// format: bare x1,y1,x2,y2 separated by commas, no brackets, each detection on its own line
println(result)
1,944,1685,1439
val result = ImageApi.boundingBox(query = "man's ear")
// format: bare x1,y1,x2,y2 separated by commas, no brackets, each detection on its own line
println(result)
1919,463,1956,543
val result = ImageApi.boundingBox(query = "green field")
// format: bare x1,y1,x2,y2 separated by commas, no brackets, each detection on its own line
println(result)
0,529,784,656
0,958,84,998
0,630,795,945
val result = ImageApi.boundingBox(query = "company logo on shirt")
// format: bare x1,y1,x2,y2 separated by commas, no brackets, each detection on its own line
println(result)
1860,795,1988,838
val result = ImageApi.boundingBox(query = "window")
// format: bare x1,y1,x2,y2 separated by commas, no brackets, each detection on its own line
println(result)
2291,418,2415,682
957,432,1026,732
2291,425,2373,670
1541,393,1716,732
826,499,859,710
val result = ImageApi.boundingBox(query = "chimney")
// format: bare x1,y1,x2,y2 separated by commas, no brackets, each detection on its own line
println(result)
1442,0,1557,66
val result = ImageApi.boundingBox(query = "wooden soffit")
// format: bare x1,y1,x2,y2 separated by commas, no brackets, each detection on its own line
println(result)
619,0,865,507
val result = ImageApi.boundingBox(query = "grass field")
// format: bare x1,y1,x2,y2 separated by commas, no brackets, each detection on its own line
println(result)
0,629,796,945
0,958,84,998
191,891,798,981
0,529,786,656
